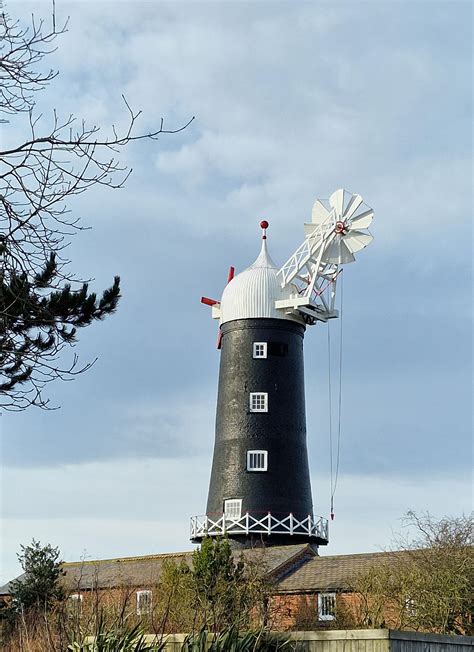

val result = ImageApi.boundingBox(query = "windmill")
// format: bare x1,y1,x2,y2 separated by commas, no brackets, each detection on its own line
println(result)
192,189,374,548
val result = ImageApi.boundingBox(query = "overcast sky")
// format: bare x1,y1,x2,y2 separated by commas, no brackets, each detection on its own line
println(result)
1,0,472,583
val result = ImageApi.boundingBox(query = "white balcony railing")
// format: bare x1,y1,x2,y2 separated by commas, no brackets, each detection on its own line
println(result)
190,512,329,542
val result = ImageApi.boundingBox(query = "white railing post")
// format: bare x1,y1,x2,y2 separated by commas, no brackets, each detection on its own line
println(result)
204,515,208,535
267,512,271,535
290,513,294,535
222,514,226,534
307,514,311,535
245,512,249,535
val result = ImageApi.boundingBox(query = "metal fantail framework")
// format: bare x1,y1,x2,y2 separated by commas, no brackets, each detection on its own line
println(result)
275,188,374,325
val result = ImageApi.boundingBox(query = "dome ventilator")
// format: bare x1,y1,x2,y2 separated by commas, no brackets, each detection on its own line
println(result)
275,189,373,324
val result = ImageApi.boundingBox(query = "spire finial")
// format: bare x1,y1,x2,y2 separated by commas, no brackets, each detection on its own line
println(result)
260,220,269,240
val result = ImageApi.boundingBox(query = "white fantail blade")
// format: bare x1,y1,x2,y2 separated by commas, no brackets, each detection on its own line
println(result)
343,194,363,220
342,230,373,253
311,199,330,225
349,208,374,230
323,237,356,264
329,188,344,218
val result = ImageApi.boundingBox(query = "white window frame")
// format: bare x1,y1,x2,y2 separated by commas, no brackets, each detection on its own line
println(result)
68,593,83,615
136,590,152,615
405,597,416,617
69,593,83,603
253,342,267,359
224,498,242,520
318,592,336,621
249,392,268,412
247,450,268,472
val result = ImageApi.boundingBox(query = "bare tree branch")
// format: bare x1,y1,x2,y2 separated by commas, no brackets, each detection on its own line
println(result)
0,5,194,409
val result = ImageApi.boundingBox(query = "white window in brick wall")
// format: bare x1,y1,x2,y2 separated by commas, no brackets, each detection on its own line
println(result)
318,592,336,621
249,392,268,412
224,499,242,520
253,342,267,359
69,593,83,603
247,450,268,471
68,593,83,615
136,590,152,615
405,597,416,617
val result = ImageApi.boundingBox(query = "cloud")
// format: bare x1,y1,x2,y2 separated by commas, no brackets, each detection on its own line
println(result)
3,389,216,467
2,461,471,583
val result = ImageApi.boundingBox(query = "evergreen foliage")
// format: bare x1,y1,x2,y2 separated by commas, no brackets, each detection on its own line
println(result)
8,539,65,613
0,252,120,404
153,538,270,633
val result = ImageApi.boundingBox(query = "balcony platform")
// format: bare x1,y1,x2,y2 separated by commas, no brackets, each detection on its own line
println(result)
190,512,329,545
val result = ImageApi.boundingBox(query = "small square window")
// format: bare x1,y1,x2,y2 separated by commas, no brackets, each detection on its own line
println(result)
69,593,83,603
68,593,83,615
247,450,268,471
136,590,152,615
405,597,416,616
224,499,242,520
249,392,268,412
253,342,267,358
318,592,336,621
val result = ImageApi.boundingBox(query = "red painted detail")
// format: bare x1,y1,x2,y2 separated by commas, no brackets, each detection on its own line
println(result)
201,296,218,306
260,220,269,229
216,330,223,349
335,221,346,234
227,266,235,283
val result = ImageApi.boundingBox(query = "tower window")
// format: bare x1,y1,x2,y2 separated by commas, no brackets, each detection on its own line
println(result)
253,342,267,358
136,590,152,615
249,392,268,412
224,499,242,520
247,450,268,471
268,342,288,357
318,592,336,621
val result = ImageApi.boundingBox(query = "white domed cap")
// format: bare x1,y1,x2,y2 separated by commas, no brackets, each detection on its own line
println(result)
220,239,302,325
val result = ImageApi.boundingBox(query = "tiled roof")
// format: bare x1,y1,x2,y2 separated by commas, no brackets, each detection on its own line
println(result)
1,547,405,596
276,550,403,593
0,543,315,595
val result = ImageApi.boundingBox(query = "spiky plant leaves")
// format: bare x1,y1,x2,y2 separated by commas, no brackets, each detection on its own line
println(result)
68,619,166,651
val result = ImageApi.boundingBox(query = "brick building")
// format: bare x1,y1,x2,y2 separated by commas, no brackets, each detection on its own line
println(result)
0,544,400,630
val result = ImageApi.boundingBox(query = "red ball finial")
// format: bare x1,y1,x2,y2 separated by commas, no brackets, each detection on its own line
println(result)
260,220,269,239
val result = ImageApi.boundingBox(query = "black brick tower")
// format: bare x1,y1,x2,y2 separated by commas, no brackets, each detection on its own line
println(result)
192,223,329,548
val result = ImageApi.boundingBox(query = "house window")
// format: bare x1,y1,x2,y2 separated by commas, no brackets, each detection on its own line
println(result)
69,593,83,603
136,590,152,615
253,342,267,358
247,450,268,471
249,392,268,412
318,592,336,621
405,597,416,617
68,593,83,615
224,499,242,520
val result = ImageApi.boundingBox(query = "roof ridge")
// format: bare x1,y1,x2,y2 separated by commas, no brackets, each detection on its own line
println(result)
61,550,192,567
313,550,402,561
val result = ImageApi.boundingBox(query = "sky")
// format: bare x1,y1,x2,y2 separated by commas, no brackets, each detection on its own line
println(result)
1,0,472,583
